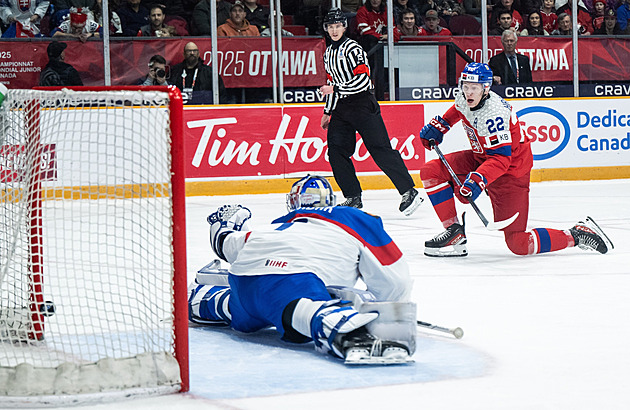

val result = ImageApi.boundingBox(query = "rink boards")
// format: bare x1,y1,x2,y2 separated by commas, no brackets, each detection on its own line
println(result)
182,97,630,196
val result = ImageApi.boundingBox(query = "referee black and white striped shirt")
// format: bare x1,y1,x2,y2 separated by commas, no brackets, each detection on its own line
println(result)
323,36,373,115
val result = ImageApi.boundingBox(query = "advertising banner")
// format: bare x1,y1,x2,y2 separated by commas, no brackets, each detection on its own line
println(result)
2,99,627,186
421,98,630,171
0,37,326,89
183,103,425,179
1,36,630,89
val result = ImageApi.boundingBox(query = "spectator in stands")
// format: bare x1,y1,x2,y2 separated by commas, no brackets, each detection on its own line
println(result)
170,41,228,102
354,0,388,100
490,0,523,31
540,0,557,32
0,0,49,38
521,0,542,15
342,0,363,21
54,0,95,10
117,0,148,36
260,11,294,36
147,0,185,19
356,0,388,51
591,0,606,31
488,30,532,84
551,12,572,34
418,9,452,35
93,0,122,35
191,0,231,35
241,0,269,32
294,0,323,36
181,0,197,23
138,5,176,36
556,0,593,34
595,7,623,34
434,0,464,21
217,1,260,36
51,0,95,29
395,8,420,36
617,0,630,34
39,41,83,86
489,9,514,35
140,54,169,85
520,10,549,34
393,0,420,26
52,8,100,42
463,0,492,22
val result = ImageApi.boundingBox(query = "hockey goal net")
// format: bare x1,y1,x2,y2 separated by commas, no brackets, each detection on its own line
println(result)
0,86,188,405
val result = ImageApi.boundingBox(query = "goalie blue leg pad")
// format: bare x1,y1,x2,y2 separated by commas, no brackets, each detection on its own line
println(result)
227,272,331,336
188,284,232,325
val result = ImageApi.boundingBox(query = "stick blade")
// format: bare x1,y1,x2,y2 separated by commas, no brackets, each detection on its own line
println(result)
486,212,519,231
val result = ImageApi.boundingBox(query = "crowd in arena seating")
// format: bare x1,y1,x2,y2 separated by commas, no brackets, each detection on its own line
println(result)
0,0,628,39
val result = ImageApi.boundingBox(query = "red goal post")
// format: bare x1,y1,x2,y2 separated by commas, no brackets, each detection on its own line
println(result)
0,86,189,405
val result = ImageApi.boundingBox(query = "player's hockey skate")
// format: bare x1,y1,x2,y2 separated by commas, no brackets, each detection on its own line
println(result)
399,187,423,216
569,216,614,254
339,196,362,208
424,217,468,257
342,328,413,365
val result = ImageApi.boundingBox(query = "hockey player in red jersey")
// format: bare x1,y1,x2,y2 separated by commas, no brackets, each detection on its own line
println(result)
419,62,613,257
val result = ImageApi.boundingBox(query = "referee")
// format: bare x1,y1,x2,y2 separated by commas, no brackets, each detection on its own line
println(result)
319,8,421,216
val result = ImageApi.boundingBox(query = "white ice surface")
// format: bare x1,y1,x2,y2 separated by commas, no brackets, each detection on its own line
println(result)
64,179,630,410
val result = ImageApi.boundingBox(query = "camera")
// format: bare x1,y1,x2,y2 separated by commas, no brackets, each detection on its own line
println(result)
156,68,166,78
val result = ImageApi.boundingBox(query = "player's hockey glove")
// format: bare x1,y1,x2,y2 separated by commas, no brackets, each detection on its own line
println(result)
420,116,450,150
208,205,252,261
460,172,487,202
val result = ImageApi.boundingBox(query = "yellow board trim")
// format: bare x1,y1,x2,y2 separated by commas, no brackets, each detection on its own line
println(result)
1,183,170,203
4,167,628,201
185,166,630,196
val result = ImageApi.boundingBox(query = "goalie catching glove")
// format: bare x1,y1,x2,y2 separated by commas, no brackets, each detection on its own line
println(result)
420,116,450,150
460,172,487,201
208,204,252,262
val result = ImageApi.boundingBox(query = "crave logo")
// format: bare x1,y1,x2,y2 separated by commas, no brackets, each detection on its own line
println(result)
517,106,570,160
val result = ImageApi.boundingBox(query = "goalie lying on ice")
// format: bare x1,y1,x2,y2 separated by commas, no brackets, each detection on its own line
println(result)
188,175,416,365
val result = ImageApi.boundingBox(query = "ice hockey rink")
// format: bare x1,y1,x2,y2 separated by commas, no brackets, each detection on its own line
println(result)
72,178,629,410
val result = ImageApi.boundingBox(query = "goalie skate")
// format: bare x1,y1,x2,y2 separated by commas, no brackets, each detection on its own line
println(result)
342,329,413,365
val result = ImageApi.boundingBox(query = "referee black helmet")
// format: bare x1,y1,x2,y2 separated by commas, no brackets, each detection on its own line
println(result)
323,7,347,31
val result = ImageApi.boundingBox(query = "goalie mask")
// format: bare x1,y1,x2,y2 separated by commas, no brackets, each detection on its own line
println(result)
286,175,336,211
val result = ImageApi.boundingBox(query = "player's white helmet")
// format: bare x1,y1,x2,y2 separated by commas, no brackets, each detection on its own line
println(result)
286,175,336,211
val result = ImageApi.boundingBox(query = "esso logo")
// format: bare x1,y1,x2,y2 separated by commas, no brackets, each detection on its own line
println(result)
517,106,570,160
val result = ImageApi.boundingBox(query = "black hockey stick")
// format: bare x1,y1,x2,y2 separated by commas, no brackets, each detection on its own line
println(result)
430,142,518,231
417,320,464,339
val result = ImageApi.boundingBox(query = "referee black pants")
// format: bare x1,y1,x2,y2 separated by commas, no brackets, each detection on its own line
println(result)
327,91,414,198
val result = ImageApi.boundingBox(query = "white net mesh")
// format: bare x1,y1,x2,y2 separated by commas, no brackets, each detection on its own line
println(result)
0,89,182,402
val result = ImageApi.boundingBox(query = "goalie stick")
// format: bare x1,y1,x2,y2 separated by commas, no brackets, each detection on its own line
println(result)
417,320,464,339
431,142,519,231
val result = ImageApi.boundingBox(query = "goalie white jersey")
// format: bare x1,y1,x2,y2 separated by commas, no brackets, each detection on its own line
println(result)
222,206,412,303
